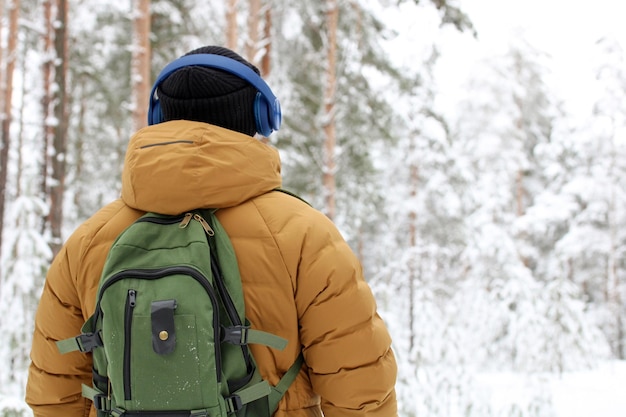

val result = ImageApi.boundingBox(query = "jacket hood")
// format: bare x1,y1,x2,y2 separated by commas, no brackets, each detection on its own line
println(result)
121,120,282,214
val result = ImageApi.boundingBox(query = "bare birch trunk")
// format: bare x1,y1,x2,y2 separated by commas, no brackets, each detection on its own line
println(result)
0,0,20,260
48,0,70,257
226,0,238,50
322,0,338,220
131,0,151,131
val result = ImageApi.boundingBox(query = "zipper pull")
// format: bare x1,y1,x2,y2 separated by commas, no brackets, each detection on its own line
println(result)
193,213,215,236
179,213,193,228
128,289,137,307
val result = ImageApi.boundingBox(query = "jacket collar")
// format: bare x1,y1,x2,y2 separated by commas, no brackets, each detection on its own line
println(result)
121,120,282,214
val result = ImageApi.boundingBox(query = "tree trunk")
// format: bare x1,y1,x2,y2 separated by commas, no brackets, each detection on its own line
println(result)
73,78,87,212
408,138,419,354
322,0,338,219
15,39,29,199
226,0,238,50
41,0,54,233
0,0,20,261
608,229,624,359
131,0,151,131
261,5,272,76
516,168,530,267
0,0,3,88
608,152,624,358
248,1,272,144
246,0,260,66
246,0,272,72
0,0,4,109
48,0,70,257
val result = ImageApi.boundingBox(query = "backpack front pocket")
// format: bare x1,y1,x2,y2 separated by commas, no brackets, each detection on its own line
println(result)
129,314,217,409
100,269,222,411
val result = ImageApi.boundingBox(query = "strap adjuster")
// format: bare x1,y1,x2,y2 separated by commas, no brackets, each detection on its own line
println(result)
225,394,243,413
93,393,110,411
77,331,103,352
222,325,249,345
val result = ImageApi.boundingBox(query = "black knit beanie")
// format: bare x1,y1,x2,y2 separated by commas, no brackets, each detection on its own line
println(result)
158,46,260,136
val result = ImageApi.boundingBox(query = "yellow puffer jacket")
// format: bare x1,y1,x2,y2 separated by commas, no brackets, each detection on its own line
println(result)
26,120,397,417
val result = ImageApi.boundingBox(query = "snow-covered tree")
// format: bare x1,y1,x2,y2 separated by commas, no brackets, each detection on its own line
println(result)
272,0,402,264
0,6,51,411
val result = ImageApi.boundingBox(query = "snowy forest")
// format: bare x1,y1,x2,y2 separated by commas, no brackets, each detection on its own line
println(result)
1,0,625,416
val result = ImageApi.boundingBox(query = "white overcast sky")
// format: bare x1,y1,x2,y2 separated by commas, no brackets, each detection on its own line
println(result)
433,0,626,117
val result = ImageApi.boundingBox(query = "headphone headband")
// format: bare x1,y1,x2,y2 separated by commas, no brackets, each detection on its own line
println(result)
148,54,281,136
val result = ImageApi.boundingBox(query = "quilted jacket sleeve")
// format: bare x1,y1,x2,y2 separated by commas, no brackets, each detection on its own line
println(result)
26,236,94,417
294,208,397,416
26,200,141,417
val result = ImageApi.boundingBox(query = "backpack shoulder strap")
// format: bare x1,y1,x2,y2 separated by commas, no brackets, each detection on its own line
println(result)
205,205,305,412
268,353,305,412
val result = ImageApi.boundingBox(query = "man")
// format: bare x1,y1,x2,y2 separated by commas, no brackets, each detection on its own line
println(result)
26,45,397,417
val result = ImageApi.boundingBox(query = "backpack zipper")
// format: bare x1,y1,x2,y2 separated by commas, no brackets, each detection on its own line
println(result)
159,212,231,322
124,289,137,400
194,213,256,391
137,212,215,236
184,212,254,389
187,213,243,331
209,245,239,327
211,249,255,391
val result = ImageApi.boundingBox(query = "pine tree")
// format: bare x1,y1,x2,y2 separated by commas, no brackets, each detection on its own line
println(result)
0,0,20,263
0,2,51,413
271,0,403,271
373,2,480,416
64,1,133,224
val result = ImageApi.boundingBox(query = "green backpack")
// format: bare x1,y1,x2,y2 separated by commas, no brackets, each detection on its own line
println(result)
57,210,303,417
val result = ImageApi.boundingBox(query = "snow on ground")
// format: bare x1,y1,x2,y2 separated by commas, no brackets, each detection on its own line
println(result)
4,361,626,416
551,361,626,417
475,361,626,417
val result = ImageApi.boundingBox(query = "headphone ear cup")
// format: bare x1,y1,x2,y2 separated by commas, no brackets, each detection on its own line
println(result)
254,92,272,137
271,98,282,132
149,98,163,125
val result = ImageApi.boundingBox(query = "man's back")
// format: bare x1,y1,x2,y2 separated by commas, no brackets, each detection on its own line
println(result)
27,46,397,417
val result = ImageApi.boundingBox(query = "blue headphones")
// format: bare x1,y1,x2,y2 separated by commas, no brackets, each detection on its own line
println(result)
148,54,281,137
